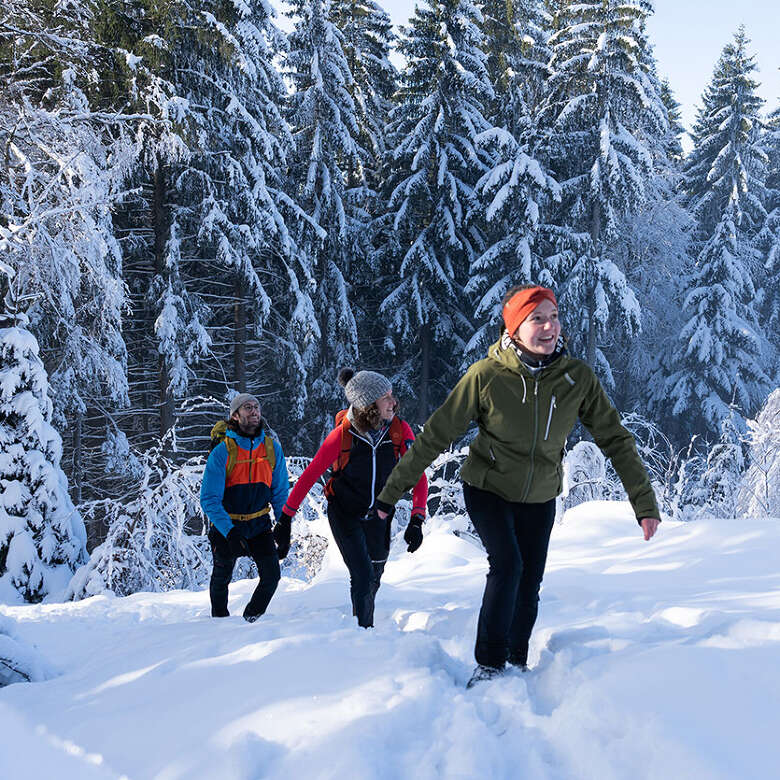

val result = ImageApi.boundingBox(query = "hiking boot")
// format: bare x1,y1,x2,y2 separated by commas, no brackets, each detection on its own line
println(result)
243,613,261,623
466,664,504,688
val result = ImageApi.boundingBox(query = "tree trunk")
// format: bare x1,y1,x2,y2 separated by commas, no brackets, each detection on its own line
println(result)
418,322,431,423
586,290,598,368
153,157,175,440
586,201,602,367
233,275,247,391
72,412,83,505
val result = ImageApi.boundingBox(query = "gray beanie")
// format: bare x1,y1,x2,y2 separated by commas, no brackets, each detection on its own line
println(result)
230,393,260,416
341,370,392,410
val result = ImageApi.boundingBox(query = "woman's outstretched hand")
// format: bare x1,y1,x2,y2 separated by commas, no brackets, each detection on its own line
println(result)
640,517,660,541
377,509,388,520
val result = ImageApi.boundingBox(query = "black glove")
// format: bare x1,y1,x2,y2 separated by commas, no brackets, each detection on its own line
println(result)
374,499,395,519
274,512,293,560
404,514,424,553
226,527,250,558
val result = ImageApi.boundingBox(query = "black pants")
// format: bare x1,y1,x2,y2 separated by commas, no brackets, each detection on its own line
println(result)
327,501,391,628
208,526,281,619
463,483,556,669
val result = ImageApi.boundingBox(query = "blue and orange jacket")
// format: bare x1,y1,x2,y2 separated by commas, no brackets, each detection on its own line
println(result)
200,428,289,538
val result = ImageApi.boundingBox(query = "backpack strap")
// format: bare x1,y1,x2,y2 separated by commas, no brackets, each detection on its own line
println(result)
389,416,404,460
333,411,352,473
224,437,238,479
325,412,352,498
264,435,277,472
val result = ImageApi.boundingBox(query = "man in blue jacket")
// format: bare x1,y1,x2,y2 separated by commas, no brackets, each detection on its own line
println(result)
200,393,290,621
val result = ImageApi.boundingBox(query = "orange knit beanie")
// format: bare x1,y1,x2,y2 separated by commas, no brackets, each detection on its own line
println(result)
502,287,558,337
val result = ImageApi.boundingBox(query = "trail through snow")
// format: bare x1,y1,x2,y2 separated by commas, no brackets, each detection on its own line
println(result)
2,502,779,779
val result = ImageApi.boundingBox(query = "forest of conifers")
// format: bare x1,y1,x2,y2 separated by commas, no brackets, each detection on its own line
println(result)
1,0,779,597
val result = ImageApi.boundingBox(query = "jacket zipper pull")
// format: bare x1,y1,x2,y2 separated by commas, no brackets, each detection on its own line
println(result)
544,395,556,441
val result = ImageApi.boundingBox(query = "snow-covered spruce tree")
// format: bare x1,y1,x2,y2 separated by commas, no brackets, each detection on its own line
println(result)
608,76,692,418
468,134,559,358
465,0,559,359
679,29,767,244
83,0,206,461
659,78,686,164
328,0,398,371
0,300,87,604
376,0,494,419
0,1,133,504
653,29,769,436
330,0,397,173
170,0,312,437
285,0,367,446
738,388,780,518
539,0,668,384
757,104,780,368
695,407,746,518
97,0,310,460
481,0,550,136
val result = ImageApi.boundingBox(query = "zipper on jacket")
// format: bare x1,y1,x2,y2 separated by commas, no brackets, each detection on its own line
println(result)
352,426,388,510
544,395,556,441
521,379,539,501
370,444,377,509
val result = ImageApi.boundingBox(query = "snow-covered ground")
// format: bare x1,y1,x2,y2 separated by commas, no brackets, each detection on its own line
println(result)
1,502,779,780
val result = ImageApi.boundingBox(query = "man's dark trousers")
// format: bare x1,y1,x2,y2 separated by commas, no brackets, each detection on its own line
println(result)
208,526,281,618
463,483,556,668
327,502,390,628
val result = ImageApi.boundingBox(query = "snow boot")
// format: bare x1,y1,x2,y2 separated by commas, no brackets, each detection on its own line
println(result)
507,642,528,668
466,664,504,688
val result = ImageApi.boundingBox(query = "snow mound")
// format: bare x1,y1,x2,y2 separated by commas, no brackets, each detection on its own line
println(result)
0,614,52,687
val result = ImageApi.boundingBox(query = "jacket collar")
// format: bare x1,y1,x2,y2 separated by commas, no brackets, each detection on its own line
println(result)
226,428,266,449
489,334,568,377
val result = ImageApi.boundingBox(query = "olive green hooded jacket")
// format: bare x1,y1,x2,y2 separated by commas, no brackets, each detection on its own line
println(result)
378,338,660,522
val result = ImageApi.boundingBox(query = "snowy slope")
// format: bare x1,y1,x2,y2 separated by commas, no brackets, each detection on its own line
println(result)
1,502,779,780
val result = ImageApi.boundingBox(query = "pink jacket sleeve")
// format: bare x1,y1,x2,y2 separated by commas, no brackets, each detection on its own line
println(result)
283,427,341,516
401,421,428,519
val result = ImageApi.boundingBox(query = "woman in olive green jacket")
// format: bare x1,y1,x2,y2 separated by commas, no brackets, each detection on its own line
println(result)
375,285,660,687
